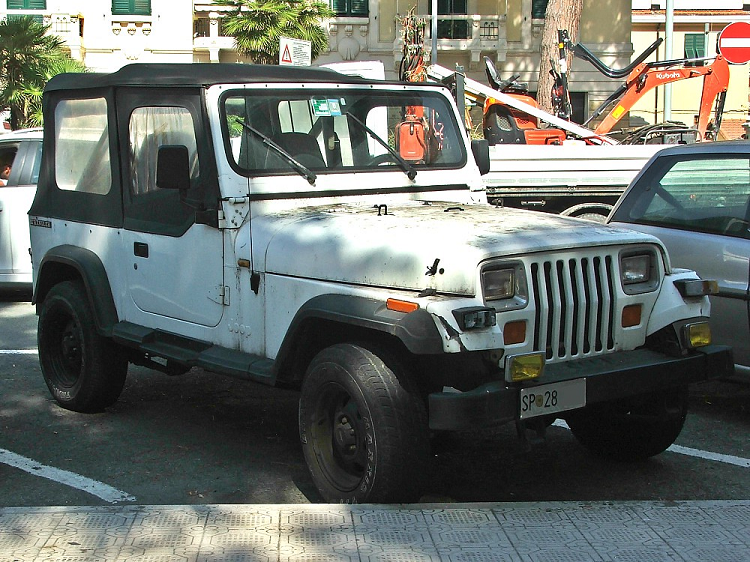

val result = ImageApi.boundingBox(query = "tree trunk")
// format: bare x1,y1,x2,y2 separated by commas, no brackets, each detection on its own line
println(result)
537,0,583,116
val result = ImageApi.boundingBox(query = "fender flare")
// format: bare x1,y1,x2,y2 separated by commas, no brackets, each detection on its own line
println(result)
275,294,444,369
34,244,119,337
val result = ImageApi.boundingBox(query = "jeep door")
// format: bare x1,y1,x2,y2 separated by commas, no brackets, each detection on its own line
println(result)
117,90,225,327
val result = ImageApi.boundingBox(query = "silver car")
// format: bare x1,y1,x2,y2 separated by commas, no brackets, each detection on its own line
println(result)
0,129,42,289
608,140,749,376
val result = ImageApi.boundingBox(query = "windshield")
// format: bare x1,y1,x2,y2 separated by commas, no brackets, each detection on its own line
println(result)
221,88,466,177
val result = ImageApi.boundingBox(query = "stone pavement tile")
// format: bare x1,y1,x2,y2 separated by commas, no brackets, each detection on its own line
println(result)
492,503,576,528
593,547,683,562
415,507,522,562
437,549,522,562
278,505,357,562
518,547,605,562
694,501,750,539
349,507,439,561
34,507,140,561
200,506,280,562
563,503,643,527
0,508,64,561
124,505,210,562
488,503,600,561
676,546,750,562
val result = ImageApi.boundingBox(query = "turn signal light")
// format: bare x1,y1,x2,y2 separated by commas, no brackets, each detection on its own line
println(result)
621,304,642,328
503,320,526,345
674,279,719,298
386,299,419,313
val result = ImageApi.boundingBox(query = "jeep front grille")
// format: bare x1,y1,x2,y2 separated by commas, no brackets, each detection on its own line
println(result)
530,252,617,362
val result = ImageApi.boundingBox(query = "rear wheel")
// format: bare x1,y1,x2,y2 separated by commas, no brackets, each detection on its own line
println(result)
299,343,429,503
38,280,127,413
566,387,688,461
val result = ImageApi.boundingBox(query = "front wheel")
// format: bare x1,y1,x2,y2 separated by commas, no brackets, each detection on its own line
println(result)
299,343,429,503
565,387,688,461
38,280,128,413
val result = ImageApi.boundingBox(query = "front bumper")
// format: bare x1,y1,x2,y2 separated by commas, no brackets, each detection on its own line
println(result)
428,344,733,431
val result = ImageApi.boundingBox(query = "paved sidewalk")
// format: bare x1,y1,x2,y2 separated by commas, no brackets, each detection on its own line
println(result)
1,500,749,561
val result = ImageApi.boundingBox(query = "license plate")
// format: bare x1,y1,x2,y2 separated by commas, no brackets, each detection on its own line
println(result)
519,379,586,419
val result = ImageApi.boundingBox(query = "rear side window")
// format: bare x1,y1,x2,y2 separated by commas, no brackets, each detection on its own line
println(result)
617,155,750,238
54,98,111,195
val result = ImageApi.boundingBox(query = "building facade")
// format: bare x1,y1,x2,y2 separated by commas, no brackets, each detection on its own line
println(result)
2,0,747,133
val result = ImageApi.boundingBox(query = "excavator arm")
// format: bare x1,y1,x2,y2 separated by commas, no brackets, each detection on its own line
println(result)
593,55,730,138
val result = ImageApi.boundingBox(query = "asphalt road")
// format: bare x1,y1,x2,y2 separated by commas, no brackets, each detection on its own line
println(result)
1,293,748,507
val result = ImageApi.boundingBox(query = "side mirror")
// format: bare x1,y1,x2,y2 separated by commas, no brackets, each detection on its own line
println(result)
156,145,190,192
471,139,491,176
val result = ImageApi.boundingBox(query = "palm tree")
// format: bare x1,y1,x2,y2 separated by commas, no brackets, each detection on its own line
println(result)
0,15,80,129
14,57,88,128
213,0,333,65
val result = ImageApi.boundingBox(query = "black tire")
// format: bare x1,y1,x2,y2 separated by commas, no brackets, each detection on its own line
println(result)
566,387,688,461
299,343,429,503
38,280,127,413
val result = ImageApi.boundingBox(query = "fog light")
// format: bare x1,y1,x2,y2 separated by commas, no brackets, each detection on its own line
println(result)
503,320,526,345
621,304,642,328
683,322,712,348
505,352,545,382
452,306,497,330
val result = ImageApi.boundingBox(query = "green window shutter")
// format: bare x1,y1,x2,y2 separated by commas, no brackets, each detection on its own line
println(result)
532,0,548,19
7,0,46,9
112,0,129,14
133,0,151,15
112,0,150,16
684,33,705,59
350,0,367,16
330,0,367,16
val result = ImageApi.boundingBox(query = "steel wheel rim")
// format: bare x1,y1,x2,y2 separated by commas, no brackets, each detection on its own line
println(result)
309,381,368,493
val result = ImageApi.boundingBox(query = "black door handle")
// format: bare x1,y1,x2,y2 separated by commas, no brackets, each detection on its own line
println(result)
134,242,149,258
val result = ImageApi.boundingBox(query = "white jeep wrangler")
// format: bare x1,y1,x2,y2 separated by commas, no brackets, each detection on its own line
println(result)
29,63,732,503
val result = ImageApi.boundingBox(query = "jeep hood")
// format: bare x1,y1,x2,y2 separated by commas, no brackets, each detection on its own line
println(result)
261,202,661,296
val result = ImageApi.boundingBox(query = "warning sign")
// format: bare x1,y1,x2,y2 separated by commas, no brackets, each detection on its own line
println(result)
279,36,311,66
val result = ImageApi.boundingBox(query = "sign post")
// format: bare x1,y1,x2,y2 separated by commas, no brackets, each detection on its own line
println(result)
717,22,750,65
279,36,312,66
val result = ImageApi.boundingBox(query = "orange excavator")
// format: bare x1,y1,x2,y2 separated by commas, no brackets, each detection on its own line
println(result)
483,30,730,145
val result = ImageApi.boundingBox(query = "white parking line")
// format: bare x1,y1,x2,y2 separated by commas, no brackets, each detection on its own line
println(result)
552,419,750,468
0,350,37,354
0,449,136,504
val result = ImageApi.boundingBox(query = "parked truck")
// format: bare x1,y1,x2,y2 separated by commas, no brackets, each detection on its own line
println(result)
29,63,732,503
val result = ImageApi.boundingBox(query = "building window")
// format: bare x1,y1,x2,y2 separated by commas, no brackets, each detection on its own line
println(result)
532,0,549,19
684,33,706,59
429,0,469,40
112,0,151,16
6,0,46,9
330,0,367,17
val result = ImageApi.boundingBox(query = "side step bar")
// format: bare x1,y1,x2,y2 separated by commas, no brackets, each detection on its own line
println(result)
112,321,276,384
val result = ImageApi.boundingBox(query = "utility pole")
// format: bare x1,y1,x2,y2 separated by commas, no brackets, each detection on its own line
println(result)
431,0,438,64
664,0,674,121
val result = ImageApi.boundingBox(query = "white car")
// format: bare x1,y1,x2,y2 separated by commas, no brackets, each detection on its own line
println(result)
608,140,750,376
0,129,42,289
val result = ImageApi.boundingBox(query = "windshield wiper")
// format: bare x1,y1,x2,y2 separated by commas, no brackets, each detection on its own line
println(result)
346,113,417,181
240,121,317,185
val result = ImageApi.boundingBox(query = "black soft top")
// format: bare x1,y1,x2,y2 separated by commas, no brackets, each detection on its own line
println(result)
45,62,377,92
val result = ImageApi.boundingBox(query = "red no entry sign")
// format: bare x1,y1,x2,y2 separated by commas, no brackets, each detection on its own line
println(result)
717,21,750,64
